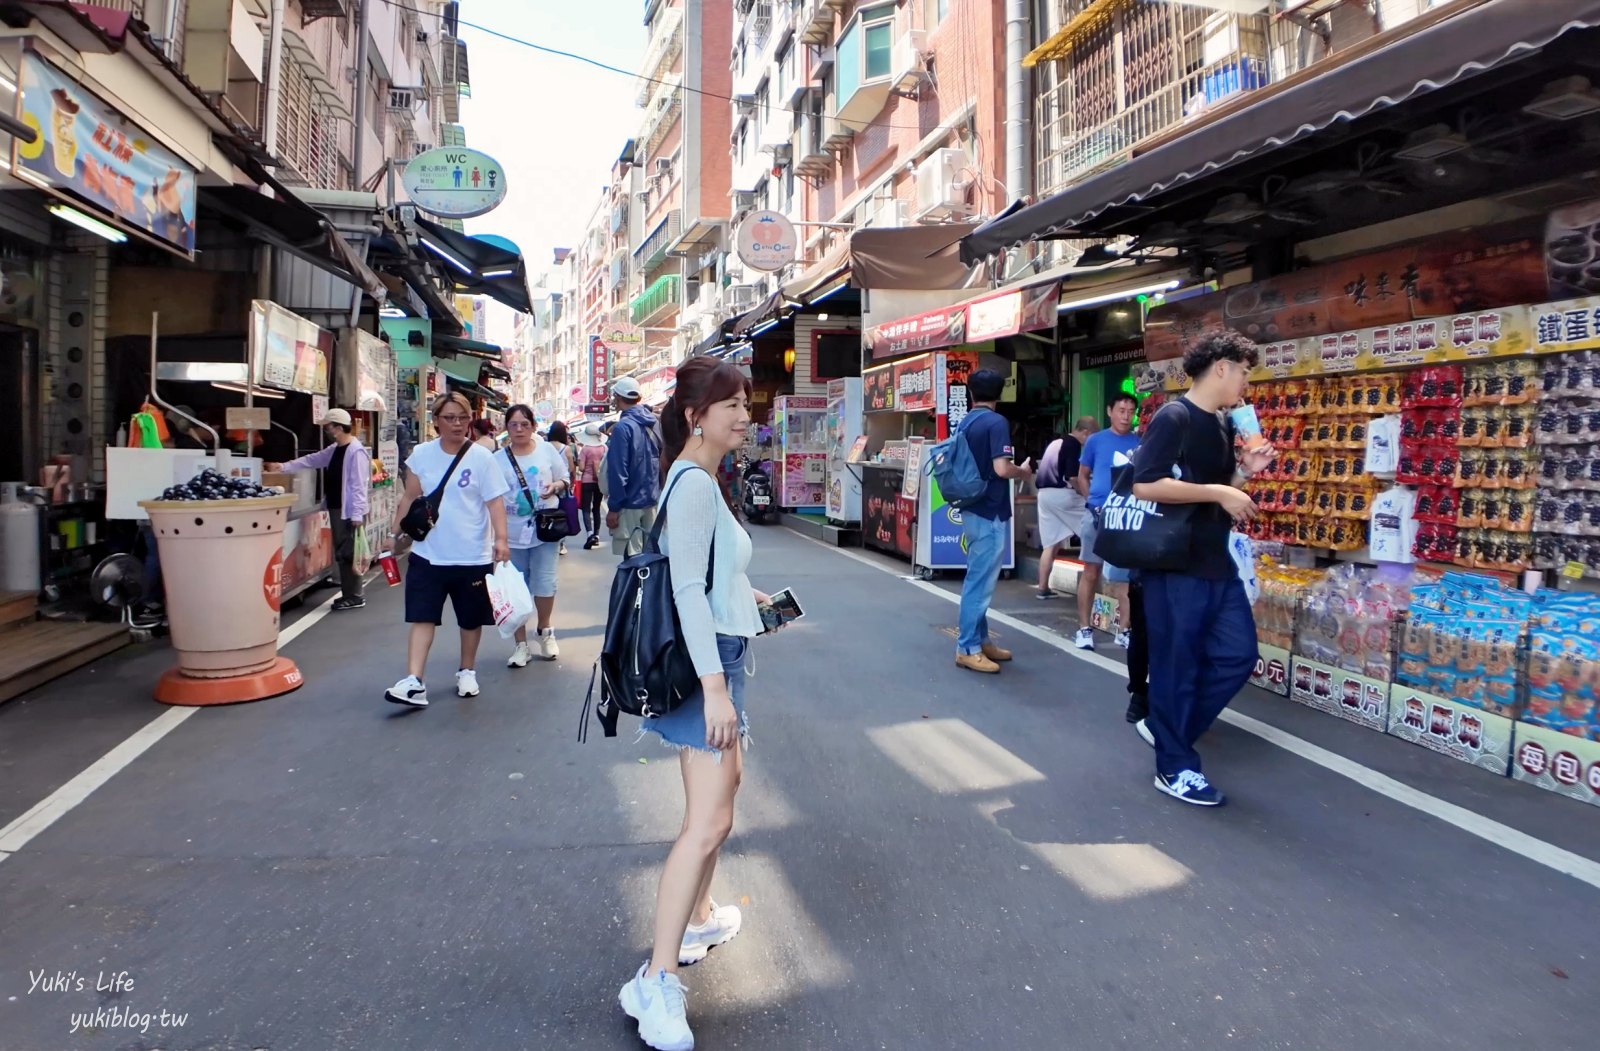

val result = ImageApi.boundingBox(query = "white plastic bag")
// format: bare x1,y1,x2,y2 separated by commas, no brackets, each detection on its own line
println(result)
487,561,534,639
1229,531,1259,605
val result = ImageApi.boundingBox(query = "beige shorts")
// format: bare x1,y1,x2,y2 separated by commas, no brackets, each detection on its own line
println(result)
611,506,658,557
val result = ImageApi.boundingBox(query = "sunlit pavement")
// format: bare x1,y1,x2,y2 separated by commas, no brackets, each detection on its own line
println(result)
1,525,1596,1051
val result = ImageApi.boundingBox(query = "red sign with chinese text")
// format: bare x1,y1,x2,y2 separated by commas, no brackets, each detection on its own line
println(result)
588,336,611,402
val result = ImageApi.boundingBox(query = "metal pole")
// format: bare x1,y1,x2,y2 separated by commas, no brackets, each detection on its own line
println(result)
1004,0,1030,209
352,0,371,189
145,312,220,454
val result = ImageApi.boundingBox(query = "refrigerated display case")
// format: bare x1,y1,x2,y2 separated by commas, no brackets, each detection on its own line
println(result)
825,378,863,525
773,395,829,512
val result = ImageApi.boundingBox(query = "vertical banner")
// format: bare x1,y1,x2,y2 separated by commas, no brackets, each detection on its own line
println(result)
588,336,611,402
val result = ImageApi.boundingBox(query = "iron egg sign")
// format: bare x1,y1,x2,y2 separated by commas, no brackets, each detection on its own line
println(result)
402,147,507,219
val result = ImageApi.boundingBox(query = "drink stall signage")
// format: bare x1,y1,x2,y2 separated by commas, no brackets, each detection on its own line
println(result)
863,362,897,412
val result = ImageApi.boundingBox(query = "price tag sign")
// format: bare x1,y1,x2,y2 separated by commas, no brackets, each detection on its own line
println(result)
1562,560,1586,581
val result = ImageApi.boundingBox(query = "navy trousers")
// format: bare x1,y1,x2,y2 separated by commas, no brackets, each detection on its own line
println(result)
1142,570,1258,777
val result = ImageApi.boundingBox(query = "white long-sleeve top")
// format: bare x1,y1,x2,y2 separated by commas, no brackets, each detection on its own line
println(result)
659,460,762,678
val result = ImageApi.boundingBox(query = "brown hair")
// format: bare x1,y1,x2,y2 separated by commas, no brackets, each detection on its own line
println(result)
505,404,537,428
659,356,752,511
430,391,472,416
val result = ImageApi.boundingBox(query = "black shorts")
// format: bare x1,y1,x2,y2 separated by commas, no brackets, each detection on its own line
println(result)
404,555,494,629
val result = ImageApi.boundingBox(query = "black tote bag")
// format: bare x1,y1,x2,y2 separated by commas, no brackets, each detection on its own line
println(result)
1091,404,1196,572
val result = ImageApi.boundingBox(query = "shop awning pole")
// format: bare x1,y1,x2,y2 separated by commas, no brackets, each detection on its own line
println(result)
145,311,220,455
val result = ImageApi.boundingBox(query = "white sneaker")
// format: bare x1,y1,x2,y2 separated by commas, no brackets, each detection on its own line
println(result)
384,675,427,708
619,964,694,1051
1073,627,1096,650
538,627,560,661
679,901,742,965
1116,629,1133,650
1135,719,1155,747
455,668,480,697
507,642,532,668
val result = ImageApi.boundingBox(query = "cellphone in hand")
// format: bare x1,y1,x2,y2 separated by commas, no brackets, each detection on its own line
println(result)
757,587,805,634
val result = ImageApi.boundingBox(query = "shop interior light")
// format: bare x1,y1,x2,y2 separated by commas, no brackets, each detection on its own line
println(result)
783,347,796,372
48,204,127,243
1393,123,1470,162
378,306,408,318
1203,193,1265,225
1057,280,1181,314
211,382,285,399
1523,76,1600,121
810,280,850,304
750,318,782,336
817,312,830,321
480,268,518,278
420,238,474,273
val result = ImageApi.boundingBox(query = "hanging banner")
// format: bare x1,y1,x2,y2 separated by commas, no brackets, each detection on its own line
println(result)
588,336,611,402
866,284,1059,359
353,330,396,413
12,49,198,256
251,301,329,395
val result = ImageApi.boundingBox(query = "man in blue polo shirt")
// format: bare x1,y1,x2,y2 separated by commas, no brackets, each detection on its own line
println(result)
955,369,1035,674
1075,392,1142,651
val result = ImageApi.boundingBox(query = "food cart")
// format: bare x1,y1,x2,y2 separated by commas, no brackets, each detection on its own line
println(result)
859,350,1014,579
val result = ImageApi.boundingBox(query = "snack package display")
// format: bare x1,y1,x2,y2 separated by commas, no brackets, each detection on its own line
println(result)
1255,559,1323,650
1524,594,1600,739
1531,351,1600,579
1294,563,1421,680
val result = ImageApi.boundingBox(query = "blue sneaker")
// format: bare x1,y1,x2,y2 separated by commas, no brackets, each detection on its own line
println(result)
1155,769,1225,807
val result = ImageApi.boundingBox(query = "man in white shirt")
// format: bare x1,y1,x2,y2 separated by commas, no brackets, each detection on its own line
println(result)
384,391,511,708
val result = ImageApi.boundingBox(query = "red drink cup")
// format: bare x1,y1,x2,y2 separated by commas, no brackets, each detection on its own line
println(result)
378,550,401,586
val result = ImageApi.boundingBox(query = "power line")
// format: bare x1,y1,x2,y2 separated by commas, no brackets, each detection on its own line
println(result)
375,0,944,137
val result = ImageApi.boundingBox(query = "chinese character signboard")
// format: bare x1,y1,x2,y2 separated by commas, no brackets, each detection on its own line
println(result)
402,147,508,219
863,362,897,412
12,50,198,256
892,354,937,413
1531,296,1600,353
868,305,965,360
867,285,1059,360
251,301,329,395
588,336,611,402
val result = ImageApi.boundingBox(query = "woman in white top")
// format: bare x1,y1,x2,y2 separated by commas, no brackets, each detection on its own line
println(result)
618,357,771,1051
496,404,571,666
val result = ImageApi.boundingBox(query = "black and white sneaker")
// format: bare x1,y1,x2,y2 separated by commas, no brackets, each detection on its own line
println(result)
384,675,428,708
332,596,365,611
1135,719,1155,747
1155,769,1224,806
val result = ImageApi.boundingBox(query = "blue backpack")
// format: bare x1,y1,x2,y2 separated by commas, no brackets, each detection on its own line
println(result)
924,409,991,509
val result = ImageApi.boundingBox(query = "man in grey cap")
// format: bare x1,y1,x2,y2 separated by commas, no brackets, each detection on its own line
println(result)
267,408,371,611
604,376,662,557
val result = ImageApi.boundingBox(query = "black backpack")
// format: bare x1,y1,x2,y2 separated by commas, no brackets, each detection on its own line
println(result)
580,467,716,741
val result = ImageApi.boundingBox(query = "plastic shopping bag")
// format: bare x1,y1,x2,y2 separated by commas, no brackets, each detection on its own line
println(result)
352,523,372,576
1229,531,1259,605
487,560,534,640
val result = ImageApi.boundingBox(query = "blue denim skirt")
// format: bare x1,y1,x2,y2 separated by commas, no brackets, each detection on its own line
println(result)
639,634,750,757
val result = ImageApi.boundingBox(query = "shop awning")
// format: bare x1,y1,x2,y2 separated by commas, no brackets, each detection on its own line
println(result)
432,332,505,361
850,224,978,290
961,0,1600,263
479,362,512,383
445,376,508,410
413,217,533,314
205,186,388,301
732,290,787,336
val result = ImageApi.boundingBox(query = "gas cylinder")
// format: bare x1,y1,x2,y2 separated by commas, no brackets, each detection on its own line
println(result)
0,482,41,594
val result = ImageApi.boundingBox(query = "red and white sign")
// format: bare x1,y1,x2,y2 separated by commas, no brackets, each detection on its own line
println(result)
588,335,611,402
867,283,1060,360
735,210,798,273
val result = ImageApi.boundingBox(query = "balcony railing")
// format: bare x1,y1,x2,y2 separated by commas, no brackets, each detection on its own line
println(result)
634,210,683,274
630,273,682,326
636,5,685,105
798,0,833,46
1033,2,1268,197
638,74,684,157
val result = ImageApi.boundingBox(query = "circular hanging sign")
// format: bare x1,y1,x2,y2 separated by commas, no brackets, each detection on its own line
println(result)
534,399,555,421
735,210,797,273
402,147,508,219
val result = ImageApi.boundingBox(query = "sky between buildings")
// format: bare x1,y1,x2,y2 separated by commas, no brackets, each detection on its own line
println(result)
459,0,648,344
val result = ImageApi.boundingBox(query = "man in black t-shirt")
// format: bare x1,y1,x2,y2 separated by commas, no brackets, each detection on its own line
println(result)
1131,331,1274,807
955,369,1035,674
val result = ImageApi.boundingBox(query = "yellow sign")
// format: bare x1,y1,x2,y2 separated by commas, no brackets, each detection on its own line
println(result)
1530,297,1600,354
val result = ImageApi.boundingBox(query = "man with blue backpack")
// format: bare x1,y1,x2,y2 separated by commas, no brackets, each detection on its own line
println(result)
930,368,1034,674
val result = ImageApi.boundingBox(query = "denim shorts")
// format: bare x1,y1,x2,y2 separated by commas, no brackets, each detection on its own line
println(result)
639,634,750,757
508,543,559,599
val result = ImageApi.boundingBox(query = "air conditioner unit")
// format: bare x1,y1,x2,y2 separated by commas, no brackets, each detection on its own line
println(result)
725,284,759,310
734,92,758,116
733,189,762,213
412,141,433,156
388,87,416,110
862,199,907,229
890,30,929,95
914,147,972,221
654,158,673,175
416,27,430,44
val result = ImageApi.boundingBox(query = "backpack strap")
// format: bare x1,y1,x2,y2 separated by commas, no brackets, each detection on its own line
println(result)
647,465,716,592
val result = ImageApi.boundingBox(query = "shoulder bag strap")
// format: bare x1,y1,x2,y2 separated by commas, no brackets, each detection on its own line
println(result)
505,445,539,512
425,441,473,518
647,466,717,593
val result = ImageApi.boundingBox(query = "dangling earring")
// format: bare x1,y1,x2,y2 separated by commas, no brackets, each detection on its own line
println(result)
692,425,704,437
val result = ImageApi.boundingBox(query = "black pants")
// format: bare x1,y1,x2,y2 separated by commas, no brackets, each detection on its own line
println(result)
329,516,364,600
1125,578,1149,720
582,482,604,537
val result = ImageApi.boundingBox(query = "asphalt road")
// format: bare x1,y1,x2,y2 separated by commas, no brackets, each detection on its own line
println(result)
1,525,1597,1051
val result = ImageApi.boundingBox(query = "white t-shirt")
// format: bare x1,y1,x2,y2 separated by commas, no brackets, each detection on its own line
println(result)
405,439,510,565
497,440,570,549
1369,485,1416,564
1366,415,1401,475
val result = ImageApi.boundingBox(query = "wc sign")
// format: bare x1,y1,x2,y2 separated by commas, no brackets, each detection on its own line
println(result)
403,147,509,218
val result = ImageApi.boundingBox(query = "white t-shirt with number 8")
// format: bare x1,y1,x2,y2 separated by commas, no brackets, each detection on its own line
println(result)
405,439,510,565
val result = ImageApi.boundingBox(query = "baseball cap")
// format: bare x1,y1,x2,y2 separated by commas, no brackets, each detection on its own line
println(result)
320,408,353,426
611,377,642,401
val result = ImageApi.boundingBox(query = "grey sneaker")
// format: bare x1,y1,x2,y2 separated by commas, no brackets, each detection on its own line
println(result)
679,901,742,965
619,964,693,1051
